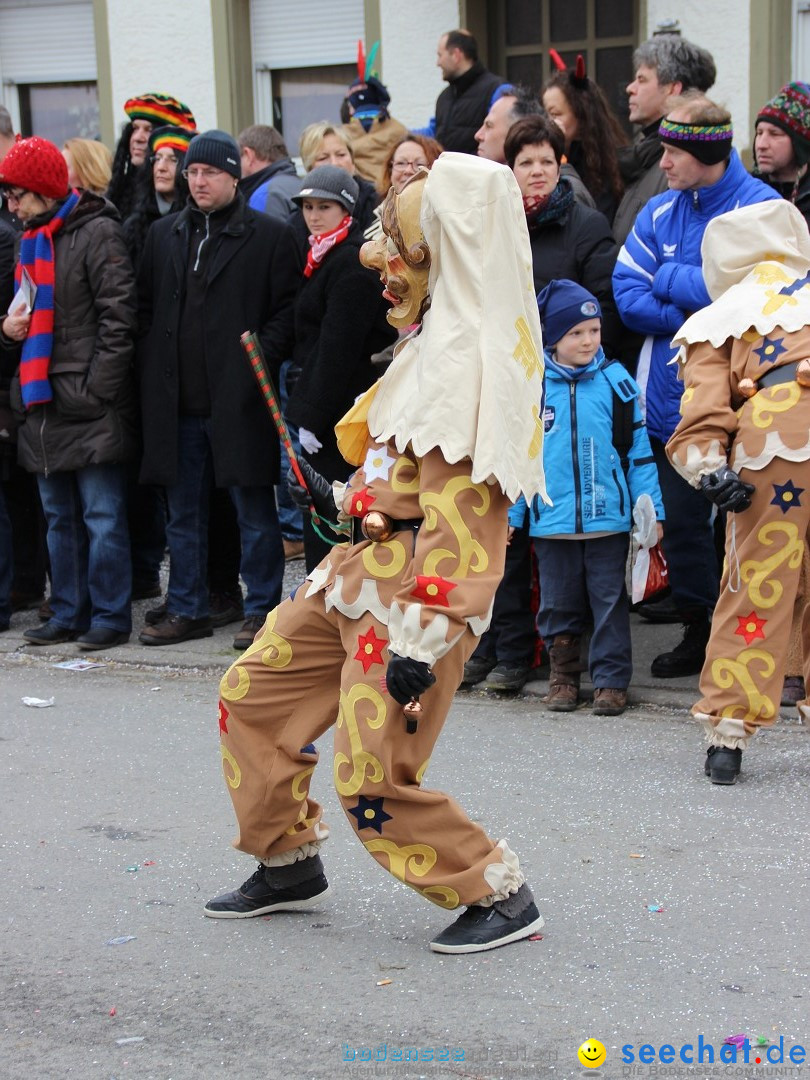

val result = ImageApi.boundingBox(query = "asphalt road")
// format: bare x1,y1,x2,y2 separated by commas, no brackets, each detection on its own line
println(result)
1,571,808,1080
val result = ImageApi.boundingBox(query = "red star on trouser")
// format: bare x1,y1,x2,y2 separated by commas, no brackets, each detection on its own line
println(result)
354,626,387,673
410,574,457,607
218,701,229,734
349,487,376,516
735,611,767,646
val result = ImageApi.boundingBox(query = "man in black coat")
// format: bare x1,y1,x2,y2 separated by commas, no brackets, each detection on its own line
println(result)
136,129,301,648
434,30,503,155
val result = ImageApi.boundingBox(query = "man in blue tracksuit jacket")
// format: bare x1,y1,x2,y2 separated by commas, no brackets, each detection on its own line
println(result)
613,93,779,678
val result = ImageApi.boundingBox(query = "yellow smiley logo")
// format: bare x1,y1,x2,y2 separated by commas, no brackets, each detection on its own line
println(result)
577,1039,607,1068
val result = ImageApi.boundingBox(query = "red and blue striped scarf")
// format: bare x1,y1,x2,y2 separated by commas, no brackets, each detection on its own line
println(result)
17,190,80,409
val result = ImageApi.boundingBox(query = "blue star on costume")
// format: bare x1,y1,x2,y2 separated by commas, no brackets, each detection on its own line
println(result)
779,271,810,296
771,479,804,514
754,336,787,365
347,795,392,834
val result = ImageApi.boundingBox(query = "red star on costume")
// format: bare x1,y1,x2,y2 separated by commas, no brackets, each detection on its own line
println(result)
735,611,767,646
354,626,387,673
349,487,376,517
218,700,229,735
411,574,457,607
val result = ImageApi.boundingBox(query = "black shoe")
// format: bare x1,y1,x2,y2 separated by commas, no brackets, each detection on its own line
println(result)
430,900,544,954
203,864,331,919
634,593,679,623
651,619,711,678
131,580,162,601
144,601,167,626
704,746,742,784
23,620,80,645
138,613,213,645
76,628,130,651
460,655,496,686
483,661,533,692
209,589,244,628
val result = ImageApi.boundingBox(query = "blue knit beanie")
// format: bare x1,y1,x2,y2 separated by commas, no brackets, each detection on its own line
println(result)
537,279,601,345
184,129,241,179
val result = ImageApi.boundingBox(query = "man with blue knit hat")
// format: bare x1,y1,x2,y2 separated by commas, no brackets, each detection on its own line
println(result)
510,279,664,714
341,72,407,187
136,129,302,650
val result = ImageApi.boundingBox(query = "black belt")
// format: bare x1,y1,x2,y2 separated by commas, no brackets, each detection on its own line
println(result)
758,360,802,389
350,514,422,545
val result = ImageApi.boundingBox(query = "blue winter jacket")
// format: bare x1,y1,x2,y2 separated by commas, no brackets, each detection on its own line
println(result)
509,349,664,536
612,150,779,443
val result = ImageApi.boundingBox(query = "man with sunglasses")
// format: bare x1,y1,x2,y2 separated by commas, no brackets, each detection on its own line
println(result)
136,129,301,650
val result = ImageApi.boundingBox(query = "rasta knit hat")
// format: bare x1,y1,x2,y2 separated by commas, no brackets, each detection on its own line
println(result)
756,82,810,166
0,135,69,200
659,116,733,165
293,165,359,214
149,125,196,158
536,279,601,346
184,129,241,179
124,92,196,130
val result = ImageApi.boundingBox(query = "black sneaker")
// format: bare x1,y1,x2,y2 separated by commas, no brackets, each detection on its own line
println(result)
23,620,80,645
460,655,496,686
704,746,742,785
203,864,331,919
76,628,130,651
429,901,544,954
483,662,533,692
651,619,711,678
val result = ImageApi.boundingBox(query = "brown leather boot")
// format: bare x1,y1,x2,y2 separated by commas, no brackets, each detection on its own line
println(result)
593,687,627,715
545,635,581,711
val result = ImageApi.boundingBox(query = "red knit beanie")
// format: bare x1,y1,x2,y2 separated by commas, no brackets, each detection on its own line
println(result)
0,136,69,199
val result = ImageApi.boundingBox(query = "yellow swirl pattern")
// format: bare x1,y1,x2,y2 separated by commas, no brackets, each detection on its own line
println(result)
749,383,801,428
421,476,490,579
364,838,437,881
420,884,461,909
291,765,315,802
528,404,543,460
513,316,542,379
361,537,407,579
334,683,386,796
710,647,776,724
741,521,804,608
220,744,241,789
390,455,421,493
415,758,430,784
220,609,293,702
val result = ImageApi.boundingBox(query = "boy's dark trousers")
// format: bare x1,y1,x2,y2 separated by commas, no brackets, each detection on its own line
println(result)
469,520,538,666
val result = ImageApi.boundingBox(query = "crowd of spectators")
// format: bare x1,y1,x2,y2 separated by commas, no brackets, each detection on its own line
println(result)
0,29,808,713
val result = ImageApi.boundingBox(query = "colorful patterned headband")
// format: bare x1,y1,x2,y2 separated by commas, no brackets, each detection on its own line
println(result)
659,117,733,165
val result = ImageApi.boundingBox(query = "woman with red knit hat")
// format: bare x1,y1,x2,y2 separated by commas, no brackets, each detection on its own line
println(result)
107,93,196,221
0,136,138,650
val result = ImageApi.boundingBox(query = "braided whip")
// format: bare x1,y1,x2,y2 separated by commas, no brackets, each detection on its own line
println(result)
240,331,341,545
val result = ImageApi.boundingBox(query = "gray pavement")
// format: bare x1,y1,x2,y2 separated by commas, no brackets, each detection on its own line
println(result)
1,565,808,1080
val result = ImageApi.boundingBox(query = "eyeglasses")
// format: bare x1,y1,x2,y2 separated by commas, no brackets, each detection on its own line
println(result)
1,186,29,202
151,153,178,167
182,167,225,180
391,159,428,172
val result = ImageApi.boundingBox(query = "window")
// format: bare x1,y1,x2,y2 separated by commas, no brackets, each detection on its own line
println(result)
18,82,99,142
270,64,355,153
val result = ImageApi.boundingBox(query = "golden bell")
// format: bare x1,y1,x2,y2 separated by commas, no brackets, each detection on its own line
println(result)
361,511,394,542
737,377,757,399
797,358,810,388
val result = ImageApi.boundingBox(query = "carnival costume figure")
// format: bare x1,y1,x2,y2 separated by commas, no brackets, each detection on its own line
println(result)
666,200,810,784
204,154,549,953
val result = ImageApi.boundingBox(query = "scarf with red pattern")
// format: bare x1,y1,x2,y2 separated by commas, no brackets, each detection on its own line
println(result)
304,215,352,278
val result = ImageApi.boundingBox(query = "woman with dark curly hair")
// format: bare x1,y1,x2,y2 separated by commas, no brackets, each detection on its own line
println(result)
124,126,194,269
542,56,628,224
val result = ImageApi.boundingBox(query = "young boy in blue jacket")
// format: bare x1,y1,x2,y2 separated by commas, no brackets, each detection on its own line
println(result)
510,280,665,714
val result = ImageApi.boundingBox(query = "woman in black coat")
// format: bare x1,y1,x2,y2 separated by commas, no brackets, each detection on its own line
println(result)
505,115,621,357
286,165,396,570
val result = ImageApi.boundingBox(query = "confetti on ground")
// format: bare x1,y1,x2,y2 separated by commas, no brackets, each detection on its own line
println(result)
629,853,645,859
115,1037,145,1046
757,1036,770,1046
106,936,137,946
376,979,393,986
724,1034,747,1049
22,697,55,708
528,934,544,941
125,866,139,873
109,1007,117,1016
647,903,665,913
143,861,156,867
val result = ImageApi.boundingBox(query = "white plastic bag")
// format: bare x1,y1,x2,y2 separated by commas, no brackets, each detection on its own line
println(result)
631,494,668,604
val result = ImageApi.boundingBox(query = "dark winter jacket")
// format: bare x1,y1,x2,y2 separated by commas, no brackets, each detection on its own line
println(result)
6,193,138,475
286,224,396,475
435,62,504,155
241,158,302,222
755,167,810,229
527,181,622,358
124,191,185,270
612,121,669,246
0,218,18,469
136,191,301,488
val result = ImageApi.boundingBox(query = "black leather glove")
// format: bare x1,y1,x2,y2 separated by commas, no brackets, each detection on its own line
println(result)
286,459,335,519
699,467,755,513
385,653,436,705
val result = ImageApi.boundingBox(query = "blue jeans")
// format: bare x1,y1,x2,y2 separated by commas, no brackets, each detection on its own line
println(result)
534,533,632,688
651,438,719,614
37,464,131,631
275,359,303,542
0,484,12,628
165,416,284,619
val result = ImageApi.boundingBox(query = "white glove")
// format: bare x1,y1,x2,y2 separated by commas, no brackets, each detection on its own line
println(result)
298,427,322,455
